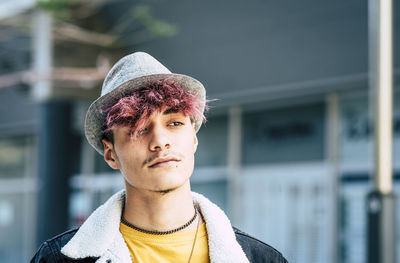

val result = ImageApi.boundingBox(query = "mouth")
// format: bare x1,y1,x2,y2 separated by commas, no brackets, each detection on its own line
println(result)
148,157,181,168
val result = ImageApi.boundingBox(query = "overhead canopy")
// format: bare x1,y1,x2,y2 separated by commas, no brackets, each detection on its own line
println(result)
105,0,400,105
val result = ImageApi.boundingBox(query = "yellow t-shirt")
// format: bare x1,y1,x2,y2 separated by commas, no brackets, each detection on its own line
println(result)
120,222,210,263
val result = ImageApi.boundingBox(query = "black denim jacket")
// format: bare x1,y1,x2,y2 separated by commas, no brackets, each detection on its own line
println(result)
31,227,288,263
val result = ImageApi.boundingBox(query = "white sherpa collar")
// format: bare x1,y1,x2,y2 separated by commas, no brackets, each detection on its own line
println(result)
61,190,250,263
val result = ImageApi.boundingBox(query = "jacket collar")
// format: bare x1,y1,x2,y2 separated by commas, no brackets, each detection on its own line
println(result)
61,190,249,263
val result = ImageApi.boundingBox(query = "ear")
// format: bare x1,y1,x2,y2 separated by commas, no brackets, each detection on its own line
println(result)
102,139,120,170
193,134,198,153
191,122,198,152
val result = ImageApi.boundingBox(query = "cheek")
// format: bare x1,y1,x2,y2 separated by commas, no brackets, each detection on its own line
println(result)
181,142,197,167
181,138,197,155
117,146,142,172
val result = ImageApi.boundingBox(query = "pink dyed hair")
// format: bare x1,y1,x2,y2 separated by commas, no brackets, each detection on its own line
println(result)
101,78,206,141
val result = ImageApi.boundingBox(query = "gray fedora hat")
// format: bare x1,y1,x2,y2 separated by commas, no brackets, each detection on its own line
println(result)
85,52,206,155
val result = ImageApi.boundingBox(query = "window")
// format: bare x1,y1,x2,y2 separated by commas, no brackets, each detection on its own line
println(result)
195,115,228,167
0,137,34,179
243,104,325,164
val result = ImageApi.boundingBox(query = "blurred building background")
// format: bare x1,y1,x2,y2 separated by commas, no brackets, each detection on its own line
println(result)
0,0,399,262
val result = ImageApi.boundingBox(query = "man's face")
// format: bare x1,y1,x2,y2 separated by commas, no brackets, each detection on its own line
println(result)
102,107,198,193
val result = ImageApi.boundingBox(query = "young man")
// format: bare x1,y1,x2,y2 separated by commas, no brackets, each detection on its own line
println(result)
31,52,288,263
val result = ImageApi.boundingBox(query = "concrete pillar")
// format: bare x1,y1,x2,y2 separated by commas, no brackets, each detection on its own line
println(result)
36,101,72,244
367,0,396,262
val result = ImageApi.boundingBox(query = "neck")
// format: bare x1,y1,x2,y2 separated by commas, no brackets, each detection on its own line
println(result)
123,182,201,232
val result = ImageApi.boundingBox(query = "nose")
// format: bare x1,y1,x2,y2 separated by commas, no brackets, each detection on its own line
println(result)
149,125,171,152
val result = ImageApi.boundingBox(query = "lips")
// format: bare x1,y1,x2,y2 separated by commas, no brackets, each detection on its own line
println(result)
148,157,181,168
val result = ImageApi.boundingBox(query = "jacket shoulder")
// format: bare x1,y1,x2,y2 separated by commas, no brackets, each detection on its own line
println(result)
233,227,288,263
30,228,97,263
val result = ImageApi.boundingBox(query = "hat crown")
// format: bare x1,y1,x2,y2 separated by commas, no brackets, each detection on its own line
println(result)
101,52,171,96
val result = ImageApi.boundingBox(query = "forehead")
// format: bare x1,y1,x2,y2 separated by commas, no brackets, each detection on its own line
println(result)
147,106,188,118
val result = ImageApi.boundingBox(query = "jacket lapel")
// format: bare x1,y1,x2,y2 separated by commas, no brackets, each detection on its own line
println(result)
192,192,250,263
61,190,249,263
61,190,131,262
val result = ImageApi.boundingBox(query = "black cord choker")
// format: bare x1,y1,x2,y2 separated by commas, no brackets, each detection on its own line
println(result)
121,205,198,235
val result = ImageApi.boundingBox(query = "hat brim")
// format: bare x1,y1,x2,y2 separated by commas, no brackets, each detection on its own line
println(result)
85,73,206,155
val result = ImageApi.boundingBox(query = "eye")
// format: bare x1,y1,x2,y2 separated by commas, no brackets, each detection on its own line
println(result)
137,127,149,136
169,121,184,127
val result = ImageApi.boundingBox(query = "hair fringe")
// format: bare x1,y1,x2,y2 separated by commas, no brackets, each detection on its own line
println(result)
101,79,207,139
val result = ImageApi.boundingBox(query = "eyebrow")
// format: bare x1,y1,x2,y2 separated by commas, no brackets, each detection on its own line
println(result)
163,108,179,115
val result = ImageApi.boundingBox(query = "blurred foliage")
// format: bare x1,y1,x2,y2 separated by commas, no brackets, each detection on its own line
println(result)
132,5,177,38
36,0,76,20
34,0,178,47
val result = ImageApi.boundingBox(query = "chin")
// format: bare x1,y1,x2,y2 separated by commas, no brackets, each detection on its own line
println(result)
150,172,190,191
